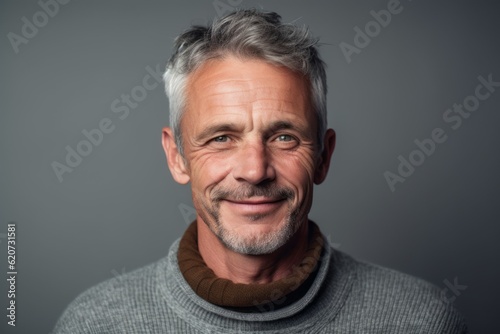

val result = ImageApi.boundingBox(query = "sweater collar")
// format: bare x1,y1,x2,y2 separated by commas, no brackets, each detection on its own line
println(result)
177,220,325,309
158,223,354,330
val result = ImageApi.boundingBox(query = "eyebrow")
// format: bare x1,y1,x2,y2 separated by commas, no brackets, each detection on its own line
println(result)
194,120,311,142
194,123,241,142
267,121,296,132
265,121,311,139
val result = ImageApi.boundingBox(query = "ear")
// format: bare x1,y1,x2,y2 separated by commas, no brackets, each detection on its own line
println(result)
162,127,190,184
314,129,336,184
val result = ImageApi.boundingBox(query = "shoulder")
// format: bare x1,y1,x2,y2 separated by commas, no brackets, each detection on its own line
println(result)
330,250,468,333
52,259,162,334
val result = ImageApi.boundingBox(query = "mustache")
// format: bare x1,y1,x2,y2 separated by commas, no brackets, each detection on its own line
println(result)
212,184,294,202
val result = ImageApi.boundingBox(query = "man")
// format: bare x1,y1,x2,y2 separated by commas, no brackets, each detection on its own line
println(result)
53,9,467,333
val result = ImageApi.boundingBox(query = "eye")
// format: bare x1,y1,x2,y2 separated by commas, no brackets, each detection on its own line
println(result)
276,134,294,142
213,135,229,143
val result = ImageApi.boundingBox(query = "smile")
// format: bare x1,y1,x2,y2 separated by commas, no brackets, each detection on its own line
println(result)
222,198,286,215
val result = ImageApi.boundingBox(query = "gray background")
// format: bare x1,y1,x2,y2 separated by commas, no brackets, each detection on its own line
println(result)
1,0,499,333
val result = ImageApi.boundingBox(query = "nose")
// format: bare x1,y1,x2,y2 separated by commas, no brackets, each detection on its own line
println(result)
232,142,276,185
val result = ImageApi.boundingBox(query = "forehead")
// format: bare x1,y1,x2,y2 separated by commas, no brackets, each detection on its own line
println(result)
187,56,309,92
184,56,313,123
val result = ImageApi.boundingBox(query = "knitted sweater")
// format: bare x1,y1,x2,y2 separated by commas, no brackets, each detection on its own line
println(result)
52,236,467,333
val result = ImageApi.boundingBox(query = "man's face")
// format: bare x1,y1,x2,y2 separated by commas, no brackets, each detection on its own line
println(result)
164,56,334,255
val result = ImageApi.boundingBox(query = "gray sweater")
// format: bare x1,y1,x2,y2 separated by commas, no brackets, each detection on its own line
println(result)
53,237,467,333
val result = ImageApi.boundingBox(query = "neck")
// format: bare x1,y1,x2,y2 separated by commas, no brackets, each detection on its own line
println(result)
197,220,309,284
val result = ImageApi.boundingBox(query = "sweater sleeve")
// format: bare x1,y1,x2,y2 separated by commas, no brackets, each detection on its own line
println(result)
52,289,108,334
423,294,468,334
332,257,469,334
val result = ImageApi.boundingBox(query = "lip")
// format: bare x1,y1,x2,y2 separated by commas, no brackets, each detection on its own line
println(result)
225,198,283,205
222,198,286,215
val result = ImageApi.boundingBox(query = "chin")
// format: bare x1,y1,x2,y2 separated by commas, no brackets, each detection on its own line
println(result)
215,216,301,255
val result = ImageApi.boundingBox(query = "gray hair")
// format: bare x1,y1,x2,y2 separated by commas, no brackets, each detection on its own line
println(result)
163,9,328,155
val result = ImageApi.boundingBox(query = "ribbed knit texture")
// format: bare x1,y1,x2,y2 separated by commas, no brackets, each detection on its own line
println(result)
177,221,324,308
53,233,468,333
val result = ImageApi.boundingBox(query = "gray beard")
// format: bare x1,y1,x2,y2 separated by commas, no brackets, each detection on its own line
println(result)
197,184,302,255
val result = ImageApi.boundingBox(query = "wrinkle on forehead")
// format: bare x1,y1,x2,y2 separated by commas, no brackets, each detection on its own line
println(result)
182,56,315,141
207,86,299,104
186,57,310,107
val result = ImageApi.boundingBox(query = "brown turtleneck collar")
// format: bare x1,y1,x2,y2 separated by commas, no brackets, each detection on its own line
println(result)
177,221,324,309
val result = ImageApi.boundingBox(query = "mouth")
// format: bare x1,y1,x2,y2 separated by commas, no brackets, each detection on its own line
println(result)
225,197,284,205
222,197,287,216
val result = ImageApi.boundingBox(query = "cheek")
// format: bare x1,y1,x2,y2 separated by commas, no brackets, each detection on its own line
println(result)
274,151,316,194
188,152,231,192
